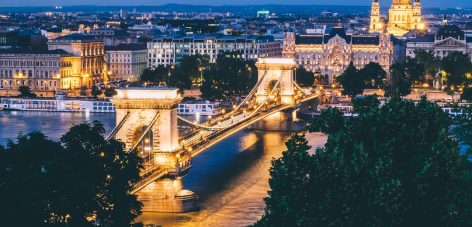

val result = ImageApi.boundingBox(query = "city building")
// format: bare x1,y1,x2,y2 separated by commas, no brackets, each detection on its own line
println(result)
257,10,270,18
47,34,107,90
106,43,147,82
406,25,472,59
370,0,425,36
0,49,71,97
283,27,401,82
147,35,282,68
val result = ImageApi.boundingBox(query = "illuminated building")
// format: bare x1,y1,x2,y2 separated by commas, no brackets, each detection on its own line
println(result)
406,25,472,59
0,49,70,97
48,34,107,90
147,35,281,68
370,0,425,36
283,27,401,83
106,43,148,82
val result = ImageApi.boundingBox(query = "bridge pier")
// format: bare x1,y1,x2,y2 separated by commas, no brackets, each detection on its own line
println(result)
137,177,199,213
248,109,298,131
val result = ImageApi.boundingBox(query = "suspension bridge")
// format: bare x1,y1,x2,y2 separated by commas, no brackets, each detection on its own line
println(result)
108,58,322,212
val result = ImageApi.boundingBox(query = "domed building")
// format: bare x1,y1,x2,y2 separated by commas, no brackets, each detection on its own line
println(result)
370,0,425,37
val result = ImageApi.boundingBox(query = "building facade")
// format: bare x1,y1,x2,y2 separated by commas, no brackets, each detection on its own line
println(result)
406,25,472,59
47,34,107,90
106,43,148,82
370,0,424,36
147,35,282,68
0,49,71,97
283,28,398,82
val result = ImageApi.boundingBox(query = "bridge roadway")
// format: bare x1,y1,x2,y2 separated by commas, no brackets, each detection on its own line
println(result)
130,92,321,194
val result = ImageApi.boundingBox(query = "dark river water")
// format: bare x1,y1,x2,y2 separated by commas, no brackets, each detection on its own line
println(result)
0,110,327,227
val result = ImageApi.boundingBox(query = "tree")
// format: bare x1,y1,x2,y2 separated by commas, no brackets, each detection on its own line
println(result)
337,62,364,98
358,62,387,88
295,67,315,86
441,51,472,87
403,57,426,84
168,55,209,91
256,97,472,226
104,87,117,97
18,85,37,98
200,52,257,100
352,95,380,114
461,87,472,102
414,49,440,78
0,122,143,226
91,85,102,98
389,63,412,97
140,66,170,84
80,85,88,97
255,134,314,227
60,122,143,226
0,132,67,226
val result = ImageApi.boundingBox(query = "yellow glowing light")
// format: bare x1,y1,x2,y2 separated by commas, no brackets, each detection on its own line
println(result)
377,22,384,30
99,152,105,157
418,23,426,30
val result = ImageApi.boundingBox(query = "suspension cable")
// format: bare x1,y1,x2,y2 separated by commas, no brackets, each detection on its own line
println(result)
106,111,131,141
179,71,287,131
293,81,312,96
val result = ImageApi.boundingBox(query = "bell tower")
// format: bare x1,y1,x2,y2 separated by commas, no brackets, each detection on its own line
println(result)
412,0,424,30
369,0,383,33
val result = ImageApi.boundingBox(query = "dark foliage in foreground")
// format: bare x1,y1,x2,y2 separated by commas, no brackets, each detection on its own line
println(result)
0,121,143,226
255,97,472,227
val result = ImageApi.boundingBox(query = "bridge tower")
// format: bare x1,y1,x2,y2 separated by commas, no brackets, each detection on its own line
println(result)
256,58,297,105
111,87,191,174
110,87,197,213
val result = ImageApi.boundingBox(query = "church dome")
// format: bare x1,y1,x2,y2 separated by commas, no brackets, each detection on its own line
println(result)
392,0,411,5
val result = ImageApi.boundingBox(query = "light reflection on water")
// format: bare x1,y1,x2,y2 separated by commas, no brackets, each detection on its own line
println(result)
0,111,328,227
138,130,327,227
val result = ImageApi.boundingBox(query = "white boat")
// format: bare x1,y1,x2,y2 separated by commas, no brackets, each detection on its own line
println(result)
0,98,115,113
177,99,221,116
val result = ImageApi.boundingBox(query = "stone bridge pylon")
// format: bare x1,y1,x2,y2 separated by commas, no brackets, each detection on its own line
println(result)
255,58,297,105
110,88,197,213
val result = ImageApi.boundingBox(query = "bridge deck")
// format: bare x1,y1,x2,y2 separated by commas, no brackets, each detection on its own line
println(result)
128,80,321,194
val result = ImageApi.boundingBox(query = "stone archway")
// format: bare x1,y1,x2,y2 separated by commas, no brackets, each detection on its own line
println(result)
131,124,155,163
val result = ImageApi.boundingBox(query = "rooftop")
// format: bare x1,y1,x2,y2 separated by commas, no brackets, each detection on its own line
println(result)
105,43,147,51
0,48,70,55
49,34,101,43
152,34,276,43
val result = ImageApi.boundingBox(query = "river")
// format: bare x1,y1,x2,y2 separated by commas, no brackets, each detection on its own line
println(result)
0,110,327,226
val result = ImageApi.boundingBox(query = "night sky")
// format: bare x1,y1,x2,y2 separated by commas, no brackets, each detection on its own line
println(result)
0,0,470,8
